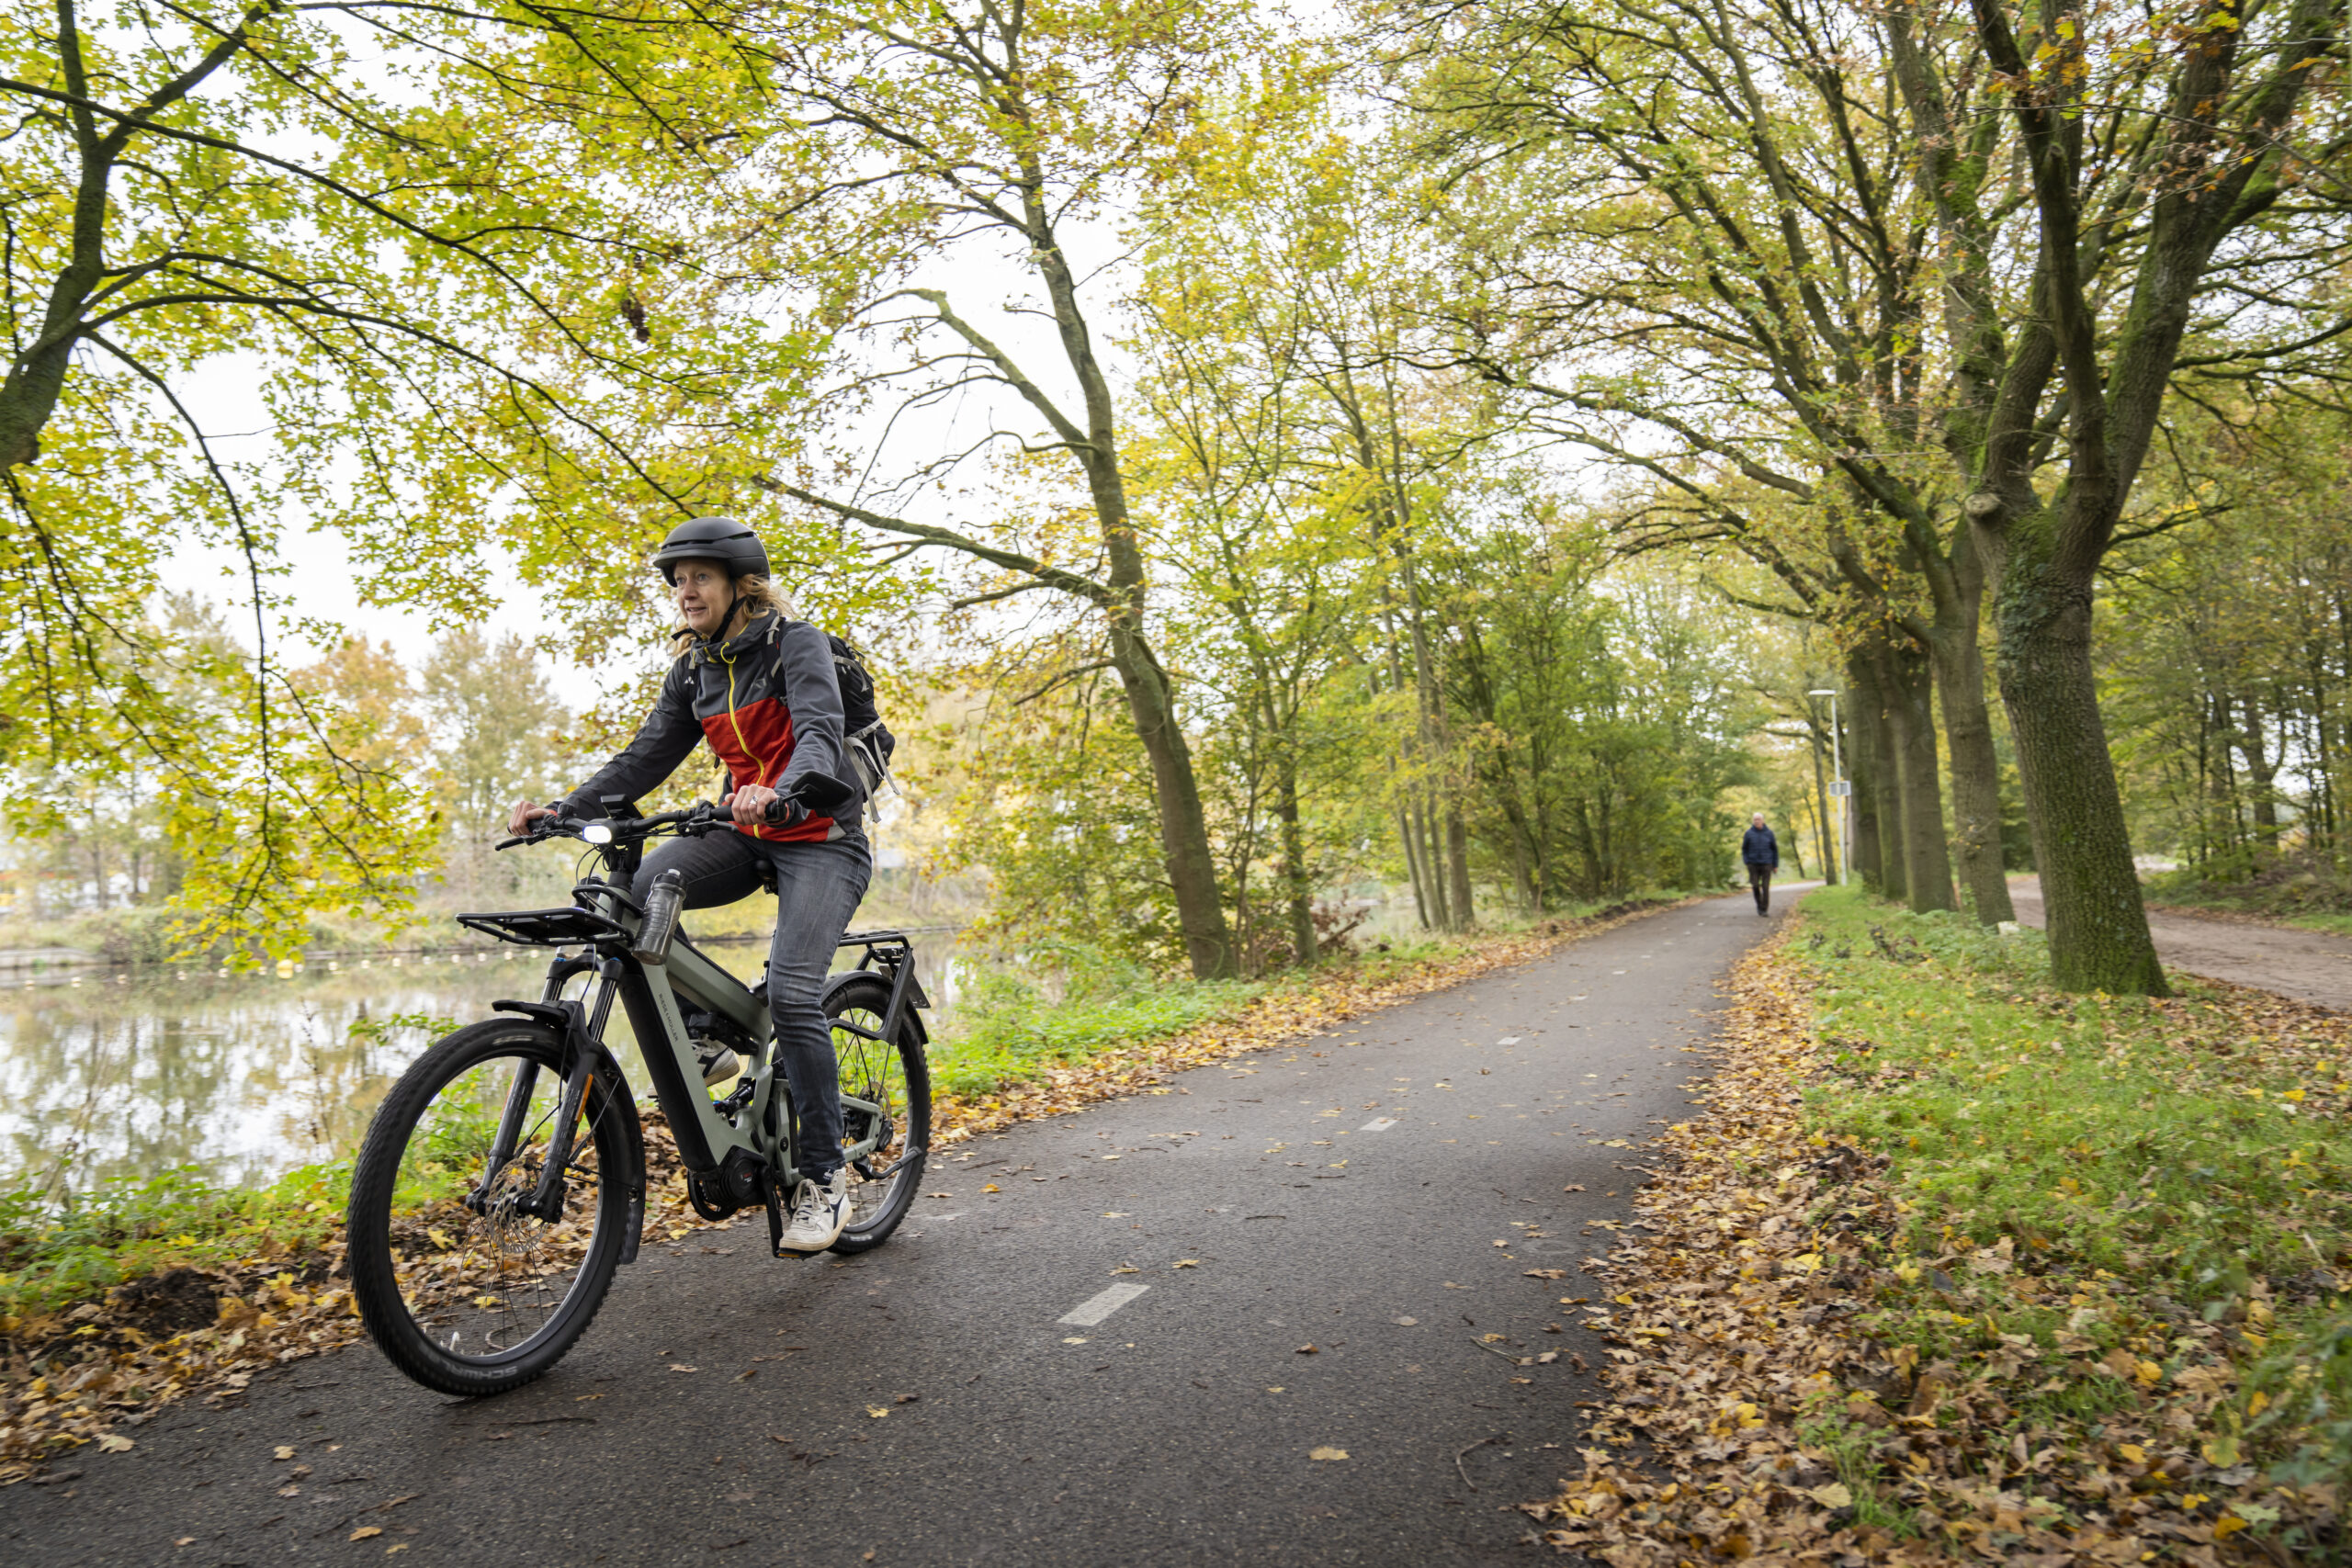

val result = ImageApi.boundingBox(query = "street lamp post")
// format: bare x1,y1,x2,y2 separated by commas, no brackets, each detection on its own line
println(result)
1809,689,1846,886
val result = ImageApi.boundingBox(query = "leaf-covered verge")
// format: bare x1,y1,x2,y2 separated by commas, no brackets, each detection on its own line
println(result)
0,897,1690,1482
1524,886,2349,1565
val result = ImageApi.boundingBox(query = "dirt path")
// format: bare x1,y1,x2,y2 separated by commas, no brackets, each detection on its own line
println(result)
2009,876,2352,1010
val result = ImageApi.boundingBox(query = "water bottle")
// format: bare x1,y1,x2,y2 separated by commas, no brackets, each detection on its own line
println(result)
632,869,685,965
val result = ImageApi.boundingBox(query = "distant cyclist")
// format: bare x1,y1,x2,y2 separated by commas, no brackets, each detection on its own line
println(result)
1741,814,1779,916
506,516,867,1254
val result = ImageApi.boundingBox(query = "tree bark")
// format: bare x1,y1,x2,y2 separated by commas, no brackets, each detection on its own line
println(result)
1849,645,1905,900
1444,807,1474,931
1845,658,1884,894
1395,802,1432,929
2231,695,2283,863
1809,702,1838,886
1396,564,1467,932
1418,795,1453,928
1275,755,1316,965
1102,617,1234,979
1928,621,2015,924
1885,638,1957,913
1980,516,2168,994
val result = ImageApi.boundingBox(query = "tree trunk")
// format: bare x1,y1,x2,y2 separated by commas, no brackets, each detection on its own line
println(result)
1908,525,2015,924
1412,794,1450,929
1396,555,1466,931
1809,701,1838,885
1104,619,1234,979
2232,696,2283,863
1834,691,1871,888
1849,646,1905,900
1885,638,1957,913
1444,807,1474,931
1419,795,1453,929
1396,803,1432,929
1275,755,1316,966
1928,626,2015,924
1845,662,1883,894
1980,519,2168,994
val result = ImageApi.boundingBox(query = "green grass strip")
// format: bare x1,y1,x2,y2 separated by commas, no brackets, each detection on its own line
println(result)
1792,885,2351,1522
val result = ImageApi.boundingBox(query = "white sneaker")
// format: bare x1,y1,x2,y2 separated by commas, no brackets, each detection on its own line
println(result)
776,1170,852,1254
695,1043,743,1087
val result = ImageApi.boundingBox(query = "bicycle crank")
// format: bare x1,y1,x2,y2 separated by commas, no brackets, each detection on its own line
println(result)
762,1170,789,1258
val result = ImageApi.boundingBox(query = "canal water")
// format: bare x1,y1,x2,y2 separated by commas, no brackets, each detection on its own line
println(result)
0,931,962,1200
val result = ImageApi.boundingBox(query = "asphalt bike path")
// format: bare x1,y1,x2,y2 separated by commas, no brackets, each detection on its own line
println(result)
4,892,1800,1567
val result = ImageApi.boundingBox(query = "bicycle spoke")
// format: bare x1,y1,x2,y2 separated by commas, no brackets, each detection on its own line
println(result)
388,1051,609,1360
823,976,929,1251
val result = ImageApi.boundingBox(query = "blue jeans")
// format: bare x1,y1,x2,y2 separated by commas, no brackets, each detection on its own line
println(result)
632,827,872,1180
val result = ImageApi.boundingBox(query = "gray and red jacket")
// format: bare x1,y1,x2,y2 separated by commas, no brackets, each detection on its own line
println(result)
560,610,862,843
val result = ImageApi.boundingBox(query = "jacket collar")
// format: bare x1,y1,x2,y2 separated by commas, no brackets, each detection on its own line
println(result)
693,606,779,663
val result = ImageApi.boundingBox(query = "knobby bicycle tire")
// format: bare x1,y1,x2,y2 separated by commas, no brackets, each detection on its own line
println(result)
823,972,931,1254
347,1020,633,1396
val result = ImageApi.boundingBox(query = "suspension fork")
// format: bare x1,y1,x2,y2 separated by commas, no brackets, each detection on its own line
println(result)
526,972,622,1217
476,973,619,1219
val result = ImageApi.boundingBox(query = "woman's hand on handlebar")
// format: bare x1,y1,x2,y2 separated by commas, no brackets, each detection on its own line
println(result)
721,785,806,829
509,799,558,837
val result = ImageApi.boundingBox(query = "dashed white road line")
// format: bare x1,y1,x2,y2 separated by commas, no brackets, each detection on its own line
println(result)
1359,1117,1399,1133
1057,1283,1151,1326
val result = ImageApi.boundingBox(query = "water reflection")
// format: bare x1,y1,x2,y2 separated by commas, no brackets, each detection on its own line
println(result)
0,930,960,1197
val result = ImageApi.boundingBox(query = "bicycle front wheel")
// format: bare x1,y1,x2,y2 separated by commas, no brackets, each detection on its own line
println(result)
346,1020,633,1396
824,972,931,1254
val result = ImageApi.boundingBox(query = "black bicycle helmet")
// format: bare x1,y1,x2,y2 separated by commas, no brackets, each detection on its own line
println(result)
651,515,770,583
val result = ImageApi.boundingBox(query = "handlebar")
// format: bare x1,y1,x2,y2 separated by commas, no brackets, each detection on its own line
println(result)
495,800,721,852
495,772,854,852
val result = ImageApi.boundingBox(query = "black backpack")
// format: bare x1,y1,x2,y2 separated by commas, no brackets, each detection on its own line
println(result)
823,631,897,811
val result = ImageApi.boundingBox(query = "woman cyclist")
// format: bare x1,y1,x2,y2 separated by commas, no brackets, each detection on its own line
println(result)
506,516,868,1254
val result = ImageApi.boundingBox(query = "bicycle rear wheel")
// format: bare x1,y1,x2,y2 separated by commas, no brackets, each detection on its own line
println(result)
823,972,930,1254
347,1020,632,1396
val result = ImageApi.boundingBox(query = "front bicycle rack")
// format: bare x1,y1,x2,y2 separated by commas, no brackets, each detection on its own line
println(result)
456,906,629,948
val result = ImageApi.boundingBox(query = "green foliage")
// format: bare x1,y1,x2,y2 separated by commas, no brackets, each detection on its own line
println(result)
1799,889,2347,1302
1,0,876,953
0,1160,352,1322
2243,1310,2352,1506
912,669,1187,971
1793,886,2352,1524
925,942,1261,1100
1443,534,1757,905
2099,400,2351,882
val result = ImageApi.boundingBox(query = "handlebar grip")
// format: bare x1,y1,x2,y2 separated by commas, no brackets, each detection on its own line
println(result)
494,835,528,851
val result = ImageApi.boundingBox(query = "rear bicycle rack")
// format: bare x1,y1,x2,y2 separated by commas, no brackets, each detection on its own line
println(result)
456,906,629,948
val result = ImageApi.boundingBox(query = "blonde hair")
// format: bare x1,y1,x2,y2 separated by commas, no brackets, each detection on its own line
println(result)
671,572,797,654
